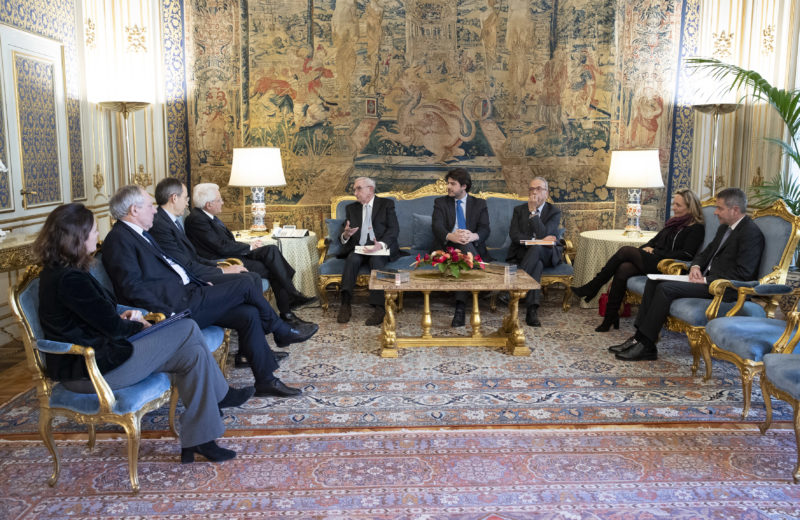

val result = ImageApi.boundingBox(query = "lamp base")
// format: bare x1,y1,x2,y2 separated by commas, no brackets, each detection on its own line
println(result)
621,227,643,238
622,189,643,238
249,188,267,231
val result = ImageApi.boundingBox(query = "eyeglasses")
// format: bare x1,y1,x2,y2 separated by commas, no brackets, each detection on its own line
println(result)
528,186,547,192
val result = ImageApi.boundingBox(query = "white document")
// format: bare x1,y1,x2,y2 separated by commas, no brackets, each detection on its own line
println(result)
272,227,308,238
646,274,694,282
521,239,556,246
355,245,390,256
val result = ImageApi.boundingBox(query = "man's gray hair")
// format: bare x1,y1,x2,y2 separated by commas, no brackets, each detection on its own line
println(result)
193,183,220,208
354,177,376,190
717,187,747,213
531,176,549,190
109,185,147,220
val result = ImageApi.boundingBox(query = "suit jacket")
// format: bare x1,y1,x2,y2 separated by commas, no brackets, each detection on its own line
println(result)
102,221,201,315
39,266,142,381
506,201,563,265
149,207,222,280
431,194,491,258
338,196,402,260
690,215,765,283
184,207,250,259
642,221,705,262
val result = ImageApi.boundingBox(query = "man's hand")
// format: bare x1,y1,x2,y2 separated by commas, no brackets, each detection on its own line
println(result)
542,235,557,245
221,264,248,274
120,309,151,328
249,239,263,250
446,229,476,245
342,220,360,240
642,246,654,254
688,265,705,284
363,243,383,253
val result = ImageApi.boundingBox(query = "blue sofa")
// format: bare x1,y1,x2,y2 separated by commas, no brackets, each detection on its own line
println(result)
317,180,574,310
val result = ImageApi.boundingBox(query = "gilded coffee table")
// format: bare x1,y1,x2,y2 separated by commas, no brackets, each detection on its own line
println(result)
368,270,540,358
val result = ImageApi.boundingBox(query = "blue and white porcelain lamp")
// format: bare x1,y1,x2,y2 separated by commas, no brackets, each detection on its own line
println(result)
606,149,664,237
228,147,286,232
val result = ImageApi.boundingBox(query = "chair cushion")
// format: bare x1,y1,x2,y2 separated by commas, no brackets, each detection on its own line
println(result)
319,258,346,276
89,256,115,296
411,213,434,252
200,325,225,354
325,218,345,258
755,215,793,280
484,197,516,250
706,317,789,362
669,298,766,327
19,277,44,340
764,353,800,400
261,278,270,292
627,275,647,295
49,371,171,415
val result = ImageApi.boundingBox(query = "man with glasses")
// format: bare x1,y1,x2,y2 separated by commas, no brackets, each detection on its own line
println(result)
506,177,562,327
184,183,317,329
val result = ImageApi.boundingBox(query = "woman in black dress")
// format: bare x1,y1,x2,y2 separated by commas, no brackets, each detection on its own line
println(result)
571,188,705,332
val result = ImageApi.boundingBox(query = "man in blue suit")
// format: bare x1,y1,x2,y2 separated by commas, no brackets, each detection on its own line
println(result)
102,185,317,397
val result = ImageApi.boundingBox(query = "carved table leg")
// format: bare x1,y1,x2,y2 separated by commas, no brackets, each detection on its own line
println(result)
421,291,432,339
470,291,482,337
380,291,399,358
502,290,531,356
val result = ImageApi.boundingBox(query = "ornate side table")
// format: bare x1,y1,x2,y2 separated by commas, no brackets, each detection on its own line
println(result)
233,230,320,297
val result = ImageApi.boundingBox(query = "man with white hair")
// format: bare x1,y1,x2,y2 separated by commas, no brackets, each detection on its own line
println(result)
102,185,317,398
184,183,316,328
337,177,402,325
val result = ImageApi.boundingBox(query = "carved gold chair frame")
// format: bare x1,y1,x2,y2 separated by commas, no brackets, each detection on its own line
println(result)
759,357,800,484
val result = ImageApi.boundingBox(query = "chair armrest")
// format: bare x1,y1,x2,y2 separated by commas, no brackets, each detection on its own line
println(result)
708,280,798,318
145,312,165,323
217,258,243,267
36,341,117,413
658,259,689,274
318,237,331,265
563,239,575,265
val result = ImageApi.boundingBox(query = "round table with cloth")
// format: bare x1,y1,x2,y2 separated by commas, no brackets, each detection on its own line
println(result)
233,230,320,297
572,229,657,308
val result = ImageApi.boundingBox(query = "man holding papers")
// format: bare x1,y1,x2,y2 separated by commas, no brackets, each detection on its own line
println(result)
506,177,562,326
337,176,402,325
611,188,764,361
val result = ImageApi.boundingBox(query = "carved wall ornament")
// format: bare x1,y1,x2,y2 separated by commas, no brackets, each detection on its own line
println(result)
85,17,96,49
125,24,147,53
92,163,104,192
712,30,734,59
762,24,775,55
132,163,152,187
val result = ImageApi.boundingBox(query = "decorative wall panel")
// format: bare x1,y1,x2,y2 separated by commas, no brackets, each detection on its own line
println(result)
162,0,189,184
186,0,695,235
0,81,8,210
13,53,61,207
2,0,84,202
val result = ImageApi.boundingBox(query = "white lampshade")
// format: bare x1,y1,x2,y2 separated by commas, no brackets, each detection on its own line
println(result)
606,149,664,189
228,147,286,187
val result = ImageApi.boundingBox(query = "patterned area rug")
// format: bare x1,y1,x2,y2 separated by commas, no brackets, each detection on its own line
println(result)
0,300,792,434
2,428,800,519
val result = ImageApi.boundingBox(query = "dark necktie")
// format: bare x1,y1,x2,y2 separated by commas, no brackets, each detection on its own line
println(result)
456,199,467,229
704,227,733,275
142,231,206,286
175,218,185,234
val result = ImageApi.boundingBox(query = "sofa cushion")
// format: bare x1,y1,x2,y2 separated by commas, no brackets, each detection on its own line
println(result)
627,275,647,295
484,197,516,250
411,213,435,252
325,218,345,257
543,263,574,276
706,316,789,362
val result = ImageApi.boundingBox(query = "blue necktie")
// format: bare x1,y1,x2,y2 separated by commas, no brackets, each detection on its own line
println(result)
142,231,206,286
175,218,185,234
456,199,466,229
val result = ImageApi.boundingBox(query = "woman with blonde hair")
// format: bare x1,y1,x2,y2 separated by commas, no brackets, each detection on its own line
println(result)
572,188,705,332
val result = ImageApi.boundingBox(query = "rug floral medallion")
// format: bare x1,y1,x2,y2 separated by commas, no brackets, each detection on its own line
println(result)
0,302,791,435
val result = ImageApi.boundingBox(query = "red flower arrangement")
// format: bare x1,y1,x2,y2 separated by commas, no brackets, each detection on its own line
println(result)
412,247,486,278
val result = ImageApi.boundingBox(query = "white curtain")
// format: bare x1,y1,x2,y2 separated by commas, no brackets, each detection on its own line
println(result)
691,0,800,199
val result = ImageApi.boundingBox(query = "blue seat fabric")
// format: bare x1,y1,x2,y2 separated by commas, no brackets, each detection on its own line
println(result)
669,298,766,327
706,316,791,363
763,353,800,400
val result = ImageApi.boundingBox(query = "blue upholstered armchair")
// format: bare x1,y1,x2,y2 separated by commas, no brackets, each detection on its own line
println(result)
9,265,173,494
705,285,800,418
760,352,800,483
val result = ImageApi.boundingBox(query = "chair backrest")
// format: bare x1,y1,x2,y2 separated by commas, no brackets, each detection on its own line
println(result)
752,200,800,283
89,253,116,296
700,198,720,250
8,266,50,393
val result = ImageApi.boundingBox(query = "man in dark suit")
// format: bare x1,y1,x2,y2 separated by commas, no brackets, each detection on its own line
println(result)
102,185,318,397
611,187,765,361
184,183,316,320
337,176,401,325
506,177,563,327
431,168,491,327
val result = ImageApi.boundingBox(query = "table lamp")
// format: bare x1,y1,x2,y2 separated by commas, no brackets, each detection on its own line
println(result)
606,149,664,237
228,147,286,232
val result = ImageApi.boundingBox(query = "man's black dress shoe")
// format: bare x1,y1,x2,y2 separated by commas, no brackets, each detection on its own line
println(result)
615,341,658,361
365,307,386,326
451,306,466,327
275,323,319,348
181,440,236,463
218,386,255,409
254,378,302,397
525,306,541,327
281,311,312,327
608,336,637,353
289,293,318,309
337,302,352,323
236,351,287,367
